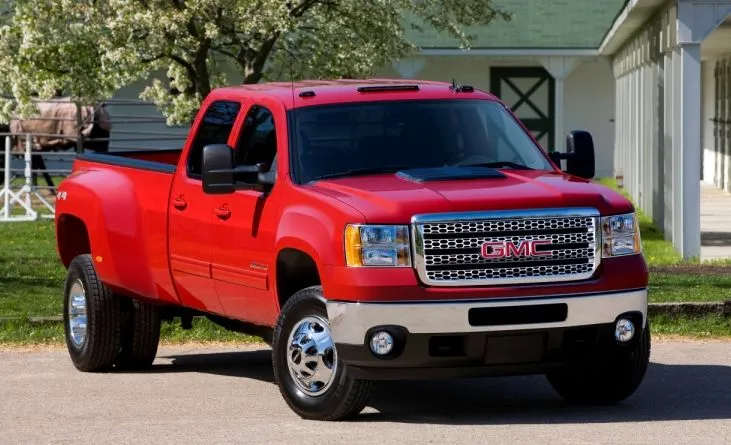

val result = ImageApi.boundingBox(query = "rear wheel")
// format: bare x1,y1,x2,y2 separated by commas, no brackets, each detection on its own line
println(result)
546,321,651,404
271,286,372,421
115,298,161,370
63,254,123,372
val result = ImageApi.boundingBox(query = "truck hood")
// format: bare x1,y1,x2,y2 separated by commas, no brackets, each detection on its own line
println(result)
305,169,634,224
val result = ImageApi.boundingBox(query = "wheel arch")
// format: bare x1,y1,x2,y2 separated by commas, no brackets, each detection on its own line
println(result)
56,213,92,268
275,247,323,311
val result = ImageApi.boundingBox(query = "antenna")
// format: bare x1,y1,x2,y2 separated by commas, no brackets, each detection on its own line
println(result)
449,78,474,93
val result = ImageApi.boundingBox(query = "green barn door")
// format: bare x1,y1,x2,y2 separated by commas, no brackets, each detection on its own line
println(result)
490,67,556,152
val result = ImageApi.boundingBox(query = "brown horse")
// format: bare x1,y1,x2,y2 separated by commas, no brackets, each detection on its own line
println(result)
0,100,111,187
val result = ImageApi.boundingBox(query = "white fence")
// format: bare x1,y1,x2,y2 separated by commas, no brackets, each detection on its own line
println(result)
0,98,189,222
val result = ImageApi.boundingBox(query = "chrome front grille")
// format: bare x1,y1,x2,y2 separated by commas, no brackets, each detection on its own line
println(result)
411,208,601,287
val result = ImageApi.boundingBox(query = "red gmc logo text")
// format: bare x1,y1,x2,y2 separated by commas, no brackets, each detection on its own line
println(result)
480,240,553,259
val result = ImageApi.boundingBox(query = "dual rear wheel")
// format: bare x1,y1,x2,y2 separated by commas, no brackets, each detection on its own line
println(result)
63,254,161,372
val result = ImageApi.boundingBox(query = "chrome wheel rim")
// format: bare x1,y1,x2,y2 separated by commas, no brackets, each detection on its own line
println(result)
286,315,338,397
67,279,88,348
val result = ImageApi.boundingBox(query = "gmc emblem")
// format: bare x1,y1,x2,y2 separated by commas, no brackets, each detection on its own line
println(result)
480,240,553,259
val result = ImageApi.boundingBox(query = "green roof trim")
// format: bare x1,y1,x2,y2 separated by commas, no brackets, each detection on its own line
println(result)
405,0,627,49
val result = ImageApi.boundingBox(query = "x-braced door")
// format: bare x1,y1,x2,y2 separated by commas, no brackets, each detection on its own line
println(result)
490,67,556,151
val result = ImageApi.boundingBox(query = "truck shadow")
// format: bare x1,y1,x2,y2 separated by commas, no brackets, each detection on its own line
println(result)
155,349,731,425
361,361,731,425
153,349,275,383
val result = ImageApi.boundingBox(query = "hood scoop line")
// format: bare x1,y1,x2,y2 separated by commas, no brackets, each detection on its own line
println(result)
396,166,506,183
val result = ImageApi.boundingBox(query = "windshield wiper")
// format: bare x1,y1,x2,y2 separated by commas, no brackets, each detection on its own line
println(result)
310,165,412,181
454,161,534,170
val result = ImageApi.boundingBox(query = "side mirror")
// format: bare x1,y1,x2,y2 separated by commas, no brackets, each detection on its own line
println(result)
549,130,595,179
202,144,235,194
202,144,273,194
565,130,595,179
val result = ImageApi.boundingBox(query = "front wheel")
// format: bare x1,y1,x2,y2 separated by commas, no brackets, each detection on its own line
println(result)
271,286,372,421
546,321,651,404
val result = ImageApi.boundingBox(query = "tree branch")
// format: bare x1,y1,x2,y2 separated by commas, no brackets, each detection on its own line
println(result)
243,33,280,84
169,54,198,85
290,0,323,18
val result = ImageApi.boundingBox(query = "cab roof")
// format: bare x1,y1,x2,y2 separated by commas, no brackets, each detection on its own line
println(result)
209,78,500,109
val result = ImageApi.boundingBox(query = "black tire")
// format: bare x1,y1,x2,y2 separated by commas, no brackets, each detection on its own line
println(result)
272,286,372,421
115,298,161,370
546,321,651,404
63,254,123,372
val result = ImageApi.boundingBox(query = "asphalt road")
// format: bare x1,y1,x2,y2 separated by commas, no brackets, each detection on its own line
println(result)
2,339,730,444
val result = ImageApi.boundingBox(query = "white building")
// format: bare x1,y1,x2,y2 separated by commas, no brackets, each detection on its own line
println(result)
601,0,731,260
109,0,731,260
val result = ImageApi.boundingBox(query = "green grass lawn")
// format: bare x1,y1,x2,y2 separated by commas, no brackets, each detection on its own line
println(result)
649,272,731,302
2,181,731,344
0,220,65,317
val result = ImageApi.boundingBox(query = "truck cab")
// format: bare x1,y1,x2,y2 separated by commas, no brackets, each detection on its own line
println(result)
54,79,650,422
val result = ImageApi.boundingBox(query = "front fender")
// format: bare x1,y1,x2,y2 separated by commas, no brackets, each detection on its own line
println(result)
275,204,341,267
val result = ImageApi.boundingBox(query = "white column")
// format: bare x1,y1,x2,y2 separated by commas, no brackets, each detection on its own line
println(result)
621,73,632,189
654,57,665,226
673,1,731,258
537,57,580,153
678,43,703,258
556,78,566,151
627,69,632,196
623,73,628,186
637,65,644,204
631,68,638,199
612,70,622,177
663,51,674,239
672,47,683,249
644,62,653,215
614,72,624,184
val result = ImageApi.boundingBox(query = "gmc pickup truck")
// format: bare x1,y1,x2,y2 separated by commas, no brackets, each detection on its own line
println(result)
54,79,650,421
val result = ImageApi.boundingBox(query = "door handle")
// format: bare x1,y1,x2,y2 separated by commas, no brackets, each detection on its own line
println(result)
172,197,187,210
215,206,231,220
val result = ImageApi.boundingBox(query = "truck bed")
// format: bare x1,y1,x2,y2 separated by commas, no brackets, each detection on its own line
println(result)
57,147,183,305
76,148,182,173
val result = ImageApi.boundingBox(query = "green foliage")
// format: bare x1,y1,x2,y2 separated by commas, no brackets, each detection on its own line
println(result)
0,0,512,125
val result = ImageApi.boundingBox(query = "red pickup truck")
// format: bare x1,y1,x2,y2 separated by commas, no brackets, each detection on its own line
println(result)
54,79,650,421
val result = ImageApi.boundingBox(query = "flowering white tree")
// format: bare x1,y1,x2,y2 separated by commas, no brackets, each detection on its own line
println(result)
0,0,511,125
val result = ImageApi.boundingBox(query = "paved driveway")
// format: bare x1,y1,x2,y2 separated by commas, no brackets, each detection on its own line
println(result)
1,339,730,444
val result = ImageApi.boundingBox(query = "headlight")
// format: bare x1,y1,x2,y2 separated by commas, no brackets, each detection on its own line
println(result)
344,224,411,267
601,212,641,257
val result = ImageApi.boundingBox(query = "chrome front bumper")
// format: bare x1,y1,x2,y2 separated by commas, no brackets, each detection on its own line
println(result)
326,289,647,345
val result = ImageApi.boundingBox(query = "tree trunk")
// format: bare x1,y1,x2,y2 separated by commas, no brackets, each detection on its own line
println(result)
194,42,212,99
240,34,280,85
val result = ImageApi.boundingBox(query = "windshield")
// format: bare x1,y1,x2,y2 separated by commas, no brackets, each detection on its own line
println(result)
290,99,554,183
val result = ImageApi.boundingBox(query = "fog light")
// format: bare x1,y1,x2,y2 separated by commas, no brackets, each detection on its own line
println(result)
615,318,635,343
369,331,394,355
